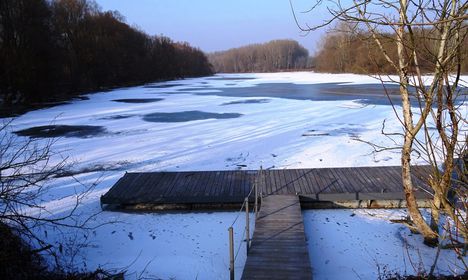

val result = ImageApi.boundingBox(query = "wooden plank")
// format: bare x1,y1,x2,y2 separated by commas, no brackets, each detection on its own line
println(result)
302,169,320,194
269,170,279,195
278,169,290,195
161,172,181,197
312,168,328,194
282,169,295,194
377,166,402,192
223,171,235,198
183,172,199,198
268,170,278,195
355,167,379,193
294,169,308,194
371,166,395,192
328,168,348,193
103,173,135,201
334,167,357,193
135,172,164,202
316,168,338,193
214,171,227,198
242,171,250,198
103,173,131,199
212,171,225,197
231,171,242,197
168,172,193,197
290,170,303,194
348,167,373,193
342,168,364,193
120,173,148,202
191,171,207,197
202,170,215,196
241,195,312,280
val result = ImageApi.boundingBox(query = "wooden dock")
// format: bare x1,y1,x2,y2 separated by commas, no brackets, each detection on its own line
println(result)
101,165,432,209
101,165,435,279
241,195,312,280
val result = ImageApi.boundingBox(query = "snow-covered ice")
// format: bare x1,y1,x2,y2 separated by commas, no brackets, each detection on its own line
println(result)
2,72,467,279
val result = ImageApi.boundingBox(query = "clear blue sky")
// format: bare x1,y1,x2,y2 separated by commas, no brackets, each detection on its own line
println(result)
94,0,328,54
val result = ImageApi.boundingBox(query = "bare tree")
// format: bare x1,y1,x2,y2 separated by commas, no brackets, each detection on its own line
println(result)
0,120,99,268
290,0,467,247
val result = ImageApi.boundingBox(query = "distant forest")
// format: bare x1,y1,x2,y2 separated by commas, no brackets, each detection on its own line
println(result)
0,0,212,106
208,40,310,73
313,26,468,74
209,29,467,75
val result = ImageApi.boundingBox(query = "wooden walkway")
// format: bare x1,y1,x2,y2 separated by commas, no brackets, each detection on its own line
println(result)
241,195,312,280
101,166,432,208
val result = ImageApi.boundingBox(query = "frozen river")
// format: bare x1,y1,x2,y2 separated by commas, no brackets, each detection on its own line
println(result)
4,72,467,279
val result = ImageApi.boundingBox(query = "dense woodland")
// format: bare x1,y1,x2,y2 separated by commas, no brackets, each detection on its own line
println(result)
208,40,310,73
0,0,212,106
312,25,468,74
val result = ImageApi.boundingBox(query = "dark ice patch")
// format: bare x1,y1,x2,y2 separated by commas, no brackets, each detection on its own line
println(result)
206,77,256,81
221,99,270,105
175,82,467,107
144,84,181,89
112,98,164,103
15,125,107,138
73,96,89,101
99,114,134,120
143,111,242,123
176,86,213,92
176,83,401,105
302,124,367,138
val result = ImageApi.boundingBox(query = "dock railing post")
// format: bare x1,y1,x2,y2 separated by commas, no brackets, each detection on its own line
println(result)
254,171,259,218
245,198,250,254
229,227,234,280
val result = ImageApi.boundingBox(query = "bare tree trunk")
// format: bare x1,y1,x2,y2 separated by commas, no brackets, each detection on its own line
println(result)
397,0,438,245
430,194,441,233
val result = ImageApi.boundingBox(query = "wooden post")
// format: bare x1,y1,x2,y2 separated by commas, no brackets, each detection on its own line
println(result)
229,227,234,280
245,198,250,254
254,175,258,218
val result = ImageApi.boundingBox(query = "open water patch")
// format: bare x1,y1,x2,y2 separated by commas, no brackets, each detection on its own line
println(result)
15,125,107,138
175,82,467,106
176,86,214,92
144,84,181,89
221,99,271,106
176,82,402,105
99,114,135,120
206,76,256,81
112,98,164,103
142,111,242,123
302,123,367,139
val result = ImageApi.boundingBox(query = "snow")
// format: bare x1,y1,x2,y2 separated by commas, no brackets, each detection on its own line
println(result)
304,209,466,279
2,72,467,279
67,211,253,280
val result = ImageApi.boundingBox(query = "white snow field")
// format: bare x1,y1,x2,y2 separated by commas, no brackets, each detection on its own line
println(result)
3,72,467,279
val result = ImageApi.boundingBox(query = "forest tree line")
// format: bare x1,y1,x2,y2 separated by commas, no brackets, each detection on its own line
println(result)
312,24,468,74
208,40,310,73
0,0,213,106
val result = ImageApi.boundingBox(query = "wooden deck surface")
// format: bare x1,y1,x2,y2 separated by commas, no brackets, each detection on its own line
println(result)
101,166,432,207
241,195,312,280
